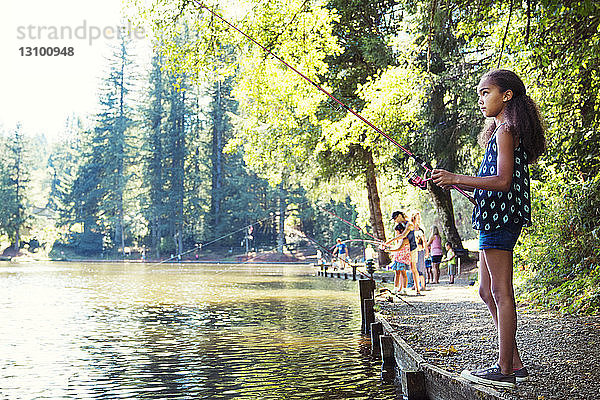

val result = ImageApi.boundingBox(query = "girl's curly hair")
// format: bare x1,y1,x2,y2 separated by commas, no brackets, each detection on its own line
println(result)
478,69,546,164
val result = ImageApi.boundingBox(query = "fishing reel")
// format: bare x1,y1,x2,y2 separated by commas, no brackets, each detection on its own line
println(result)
407,170,431,190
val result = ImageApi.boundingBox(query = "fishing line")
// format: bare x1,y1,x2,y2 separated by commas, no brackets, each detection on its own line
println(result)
193,1,475,205
314,203,380,242
340,238,384,247
263,0,311,53
301,230,414,307
147,213,277,267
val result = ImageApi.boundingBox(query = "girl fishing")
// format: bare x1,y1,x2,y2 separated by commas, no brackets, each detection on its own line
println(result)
432,69,546,388
383,211,422,296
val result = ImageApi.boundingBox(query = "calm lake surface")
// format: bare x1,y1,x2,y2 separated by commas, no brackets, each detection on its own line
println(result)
0,262,398,399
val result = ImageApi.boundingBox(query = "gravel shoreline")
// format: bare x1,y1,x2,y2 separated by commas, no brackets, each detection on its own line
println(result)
375,277,600,400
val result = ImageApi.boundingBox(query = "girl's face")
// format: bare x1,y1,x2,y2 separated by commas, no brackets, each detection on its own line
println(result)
477,79,512,119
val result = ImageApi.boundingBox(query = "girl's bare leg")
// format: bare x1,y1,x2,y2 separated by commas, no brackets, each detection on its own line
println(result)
479,250,523,374
409,251,421,294
400,270,407,289
433,263,440,283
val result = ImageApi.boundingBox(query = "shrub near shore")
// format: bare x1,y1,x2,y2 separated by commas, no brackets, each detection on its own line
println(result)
515,176,600,315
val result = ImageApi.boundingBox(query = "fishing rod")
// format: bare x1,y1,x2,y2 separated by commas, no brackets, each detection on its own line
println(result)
192,1,476,205
313,203,381,242
340,238,384,247
314,205,403,254
300,233,336,260
301,232,415,307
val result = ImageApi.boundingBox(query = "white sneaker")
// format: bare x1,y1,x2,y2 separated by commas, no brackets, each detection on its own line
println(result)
400,288,408,295
391,287,399,294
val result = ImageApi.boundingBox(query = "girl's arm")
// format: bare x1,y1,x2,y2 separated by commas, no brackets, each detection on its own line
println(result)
384,222,413,246
400,222,414,239
432,127,515,192
384,233,402,246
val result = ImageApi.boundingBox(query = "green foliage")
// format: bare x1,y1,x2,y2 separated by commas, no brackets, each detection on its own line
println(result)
324,66,425,166
515,176,600,314
47,117,83,213
228,0,341,185
0,124,31,248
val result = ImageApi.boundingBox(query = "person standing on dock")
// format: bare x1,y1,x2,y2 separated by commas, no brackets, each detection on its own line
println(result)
364,244,376,266
316,249,324,266
334,238,349,270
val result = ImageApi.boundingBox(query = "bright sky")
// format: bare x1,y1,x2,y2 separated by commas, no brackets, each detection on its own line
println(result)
0,0,152,141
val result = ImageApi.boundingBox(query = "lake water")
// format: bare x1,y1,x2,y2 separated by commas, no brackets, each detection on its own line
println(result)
0,262,399,399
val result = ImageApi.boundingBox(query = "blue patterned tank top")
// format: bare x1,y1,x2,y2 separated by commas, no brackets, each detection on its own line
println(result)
472,124,532,231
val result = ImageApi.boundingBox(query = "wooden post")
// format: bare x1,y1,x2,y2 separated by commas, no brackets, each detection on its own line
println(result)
380,334,396,383
364,299,375,334
402,370,427,400
380,335,395,368
370,322,383,358
359,278,374,299
359,279,375,333
352,265,357,281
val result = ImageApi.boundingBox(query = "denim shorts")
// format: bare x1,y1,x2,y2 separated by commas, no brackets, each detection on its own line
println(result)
390,261,408,271
479,226,522,251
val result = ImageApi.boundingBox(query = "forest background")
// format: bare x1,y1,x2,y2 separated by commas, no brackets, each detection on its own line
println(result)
0,0,598,314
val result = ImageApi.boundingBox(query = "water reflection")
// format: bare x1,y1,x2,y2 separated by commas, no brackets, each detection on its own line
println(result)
0,262,398,399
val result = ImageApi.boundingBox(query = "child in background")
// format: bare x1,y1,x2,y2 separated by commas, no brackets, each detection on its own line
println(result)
424,255,433,284
412,212,427,291
427,225,443,284
441,242,457,284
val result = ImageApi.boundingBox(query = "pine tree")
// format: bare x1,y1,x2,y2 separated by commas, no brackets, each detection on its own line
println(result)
208,76,238,237
142,50,168,258
59,36,136,256
47,117,83,213
98,36,135,255
163,71,187,257
0,124,30,251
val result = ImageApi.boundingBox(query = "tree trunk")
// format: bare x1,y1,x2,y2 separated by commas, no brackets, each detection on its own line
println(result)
211,80,224,229
428,182,464,250
365,150,390,266
13,232,20,252
176,230,183,258
277,182,286,253
428,82,464,250
118,41,126,257
153,217,160,259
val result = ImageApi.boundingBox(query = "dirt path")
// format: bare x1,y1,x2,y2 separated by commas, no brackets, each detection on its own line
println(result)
376,279,600,400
